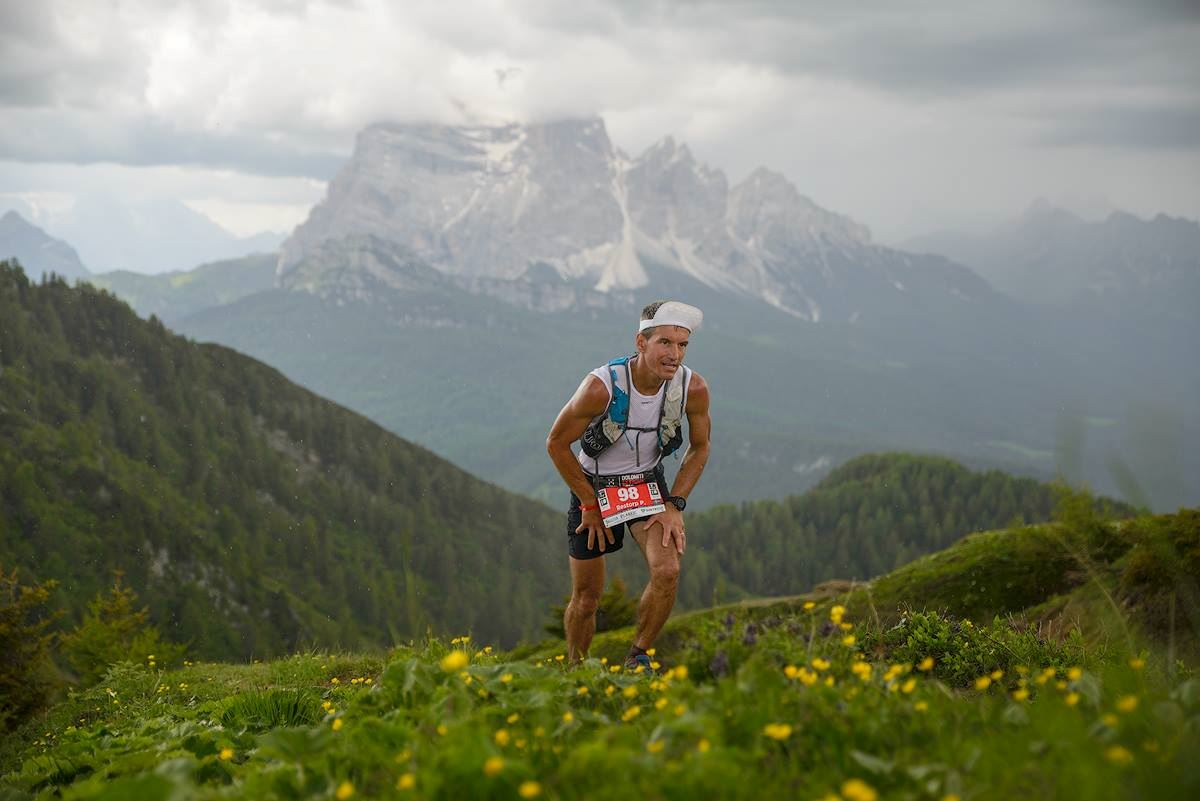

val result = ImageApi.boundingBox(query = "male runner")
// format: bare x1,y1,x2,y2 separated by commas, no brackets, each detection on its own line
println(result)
546,300,711,668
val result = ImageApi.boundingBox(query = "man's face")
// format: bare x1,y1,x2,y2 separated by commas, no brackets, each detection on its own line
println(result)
637,326,690,380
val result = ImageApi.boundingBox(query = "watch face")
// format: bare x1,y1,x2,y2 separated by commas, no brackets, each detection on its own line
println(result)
669,496,686,511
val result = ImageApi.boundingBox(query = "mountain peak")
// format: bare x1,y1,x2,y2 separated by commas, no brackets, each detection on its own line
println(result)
279,117,964,320
0,209,90,279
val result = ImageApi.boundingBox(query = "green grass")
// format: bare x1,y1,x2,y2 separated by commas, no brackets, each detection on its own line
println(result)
3,511,1198,799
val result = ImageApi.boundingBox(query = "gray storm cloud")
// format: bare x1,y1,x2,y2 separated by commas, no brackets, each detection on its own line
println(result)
0,0,1197,239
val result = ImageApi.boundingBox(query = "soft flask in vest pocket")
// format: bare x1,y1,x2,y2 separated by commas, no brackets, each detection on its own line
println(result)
580,355,689,462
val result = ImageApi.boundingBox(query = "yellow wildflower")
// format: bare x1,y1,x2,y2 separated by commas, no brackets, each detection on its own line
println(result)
803,601,816,610
647,739,665,753
1116,695,1138,713
1105,745,1134,766
842,635,857,647
397,773,416,790
674,704,687,716
555,654,565,662
440,650,469,672
918,656,935,671
331,718,344,731
534,726,545,737
942,795,962,801
1102,714,1119,728
623,686,639,699
1129,657,1146,671
507,713,520,724
697,738,710,753
830,605,846,624
851,661,872,680
576,686,589,696
901,678,917,694
622,706,641,722
974,676,992,691
610,665,622,673
562,711,574,723
606,685,616,696
1067,667,1082,681
437,724,449,736
1012,688,1030,702
1065,692,1080,707
914,701,929,712
483,756,505,776
990,669,1004,680
784,665,800,679
519,781,542,798
1056,681,1068,691
335,781,354,800
671,665,689,680
655,697,669,710
841,778,878,801
763,723,793,740
840,622,854,631
500,673,514,683
494,729,511,747
218,747,234,761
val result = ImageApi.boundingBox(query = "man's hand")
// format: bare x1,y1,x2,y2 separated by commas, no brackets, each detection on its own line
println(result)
576,508,615,552
646,507,686,554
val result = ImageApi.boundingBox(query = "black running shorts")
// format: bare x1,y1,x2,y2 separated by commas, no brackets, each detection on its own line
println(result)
566,469,670,560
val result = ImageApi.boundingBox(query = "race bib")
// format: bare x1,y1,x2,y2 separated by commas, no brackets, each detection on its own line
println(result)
597,476,665,527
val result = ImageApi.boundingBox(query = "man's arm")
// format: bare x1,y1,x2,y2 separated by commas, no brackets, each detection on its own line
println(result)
644,372,711,555
670,372,711,500
546,375,616,552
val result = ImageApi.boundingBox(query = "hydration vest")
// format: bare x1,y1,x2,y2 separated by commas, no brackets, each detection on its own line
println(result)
579,355,690,469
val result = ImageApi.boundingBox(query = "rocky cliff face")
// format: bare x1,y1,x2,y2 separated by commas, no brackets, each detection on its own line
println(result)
280,118,990,322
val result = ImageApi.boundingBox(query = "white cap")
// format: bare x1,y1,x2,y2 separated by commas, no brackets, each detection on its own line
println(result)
638,301,703,334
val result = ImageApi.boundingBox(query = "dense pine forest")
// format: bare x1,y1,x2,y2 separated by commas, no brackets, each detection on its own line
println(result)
679,453,1133,605
0,261,566,658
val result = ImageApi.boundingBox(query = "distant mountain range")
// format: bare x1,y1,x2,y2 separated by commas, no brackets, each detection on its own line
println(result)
1,195,283,274
902,199,1200,314
0,211,89,280
61,118,1200,512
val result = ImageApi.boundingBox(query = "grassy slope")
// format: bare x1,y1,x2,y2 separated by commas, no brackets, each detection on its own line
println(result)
3,509,1198,799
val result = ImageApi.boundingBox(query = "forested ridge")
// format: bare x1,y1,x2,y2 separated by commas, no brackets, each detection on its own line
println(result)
0,259,1132,663
679,452,1133,605
0,261,566,658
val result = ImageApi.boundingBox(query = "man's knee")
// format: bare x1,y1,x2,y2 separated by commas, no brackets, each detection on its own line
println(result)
650,559,680,588
571,591,601,617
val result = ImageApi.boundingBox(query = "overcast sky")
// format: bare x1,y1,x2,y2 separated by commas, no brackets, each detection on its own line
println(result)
1,0,1198,242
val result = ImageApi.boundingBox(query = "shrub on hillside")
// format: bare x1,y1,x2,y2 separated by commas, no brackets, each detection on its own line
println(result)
59,572,185,686
545,577,638,639
864,609,1088,687
0,566,61,730
1119,508,1200,638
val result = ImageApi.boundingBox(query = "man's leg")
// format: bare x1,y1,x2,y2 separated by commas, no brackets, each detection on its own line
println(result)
565,555,605,662
629,519,681,651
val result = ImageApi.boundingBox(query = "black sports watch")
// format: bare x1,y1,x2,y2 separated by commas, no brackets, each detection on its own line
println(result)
666,495,687,512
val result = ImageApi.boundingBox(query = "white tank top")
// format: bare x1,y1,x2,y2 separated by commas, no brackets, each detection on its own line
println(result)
576,363,689,476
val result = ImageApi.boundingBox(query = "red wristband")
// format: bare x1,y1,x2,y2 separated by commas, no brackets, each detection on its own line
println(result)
579,503,599,512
